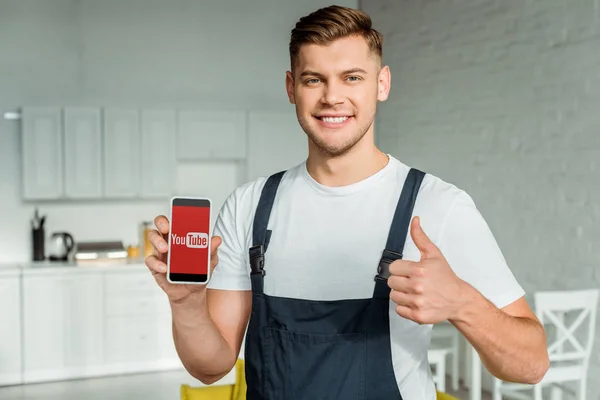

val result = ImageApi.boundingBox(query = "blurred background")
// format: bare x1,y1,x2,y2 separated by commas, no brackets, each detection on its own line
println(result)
0,0,598,399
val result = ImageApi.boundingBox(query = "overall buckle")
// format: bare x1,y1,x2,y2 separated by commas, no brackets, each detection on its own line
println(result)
375,249,403,281
249,245,266,276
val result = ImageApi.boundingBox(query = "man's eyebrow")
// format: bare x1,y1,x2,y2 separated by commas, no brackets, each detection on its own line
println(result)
299,70,325,78
299,68,368,78
340,68,368,75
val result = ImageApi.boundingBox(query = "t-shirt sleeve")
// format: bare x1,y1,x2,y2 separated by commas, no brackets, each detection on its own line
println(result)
437,191,525,309
207,189,252,291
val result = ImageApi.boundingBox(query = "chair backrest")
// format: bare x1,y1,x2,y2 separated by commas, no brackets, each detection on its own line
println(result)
534,289,599,364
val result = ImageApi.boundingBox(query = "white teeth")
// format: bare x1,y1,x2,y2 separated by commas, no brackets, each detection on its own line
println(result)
321,116,349,123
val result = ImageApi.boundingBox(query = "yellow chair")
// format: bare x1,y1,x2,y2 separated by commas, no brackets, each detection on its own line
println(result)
437,391,459,400
181,360,456,400
180,359,246,400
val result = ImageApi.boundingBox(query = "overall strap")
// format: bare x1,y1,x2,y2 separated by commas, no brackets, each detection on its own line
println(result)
249,171,286,294
373,168,426,298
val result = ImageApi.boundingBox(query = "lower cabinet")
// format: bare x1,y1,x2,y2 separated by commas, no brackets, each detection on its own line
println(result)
17,266,182,385
23,272,106,382
0,275,22,386
102,269,180,372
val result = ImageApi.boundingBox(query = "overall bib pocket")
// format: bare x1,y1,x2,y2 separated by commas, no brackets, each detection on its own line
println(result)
263,327,367,400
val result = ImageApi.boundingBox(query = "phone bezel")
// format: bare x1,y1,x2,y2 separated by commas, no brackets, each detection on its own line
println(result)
166,196,212,285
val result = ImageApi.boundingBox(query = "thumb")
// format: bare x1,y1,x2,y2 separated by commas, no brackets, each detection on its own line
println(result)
210,235,222,253
209,236,222,272
410,216,440,260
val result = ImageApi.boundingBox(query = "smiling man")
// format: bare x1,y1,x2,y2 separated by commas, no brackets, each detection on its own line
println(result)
145,5,549,399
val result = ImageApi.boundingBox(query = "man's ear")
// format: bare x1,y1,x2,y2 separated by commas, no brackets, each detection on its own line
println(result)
286,71,296,104
377,65,391,102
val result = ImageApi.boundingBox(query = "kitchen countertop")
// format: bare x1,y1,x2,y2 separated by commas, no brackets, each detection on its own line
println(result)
0,258,149,276
0,264,21,277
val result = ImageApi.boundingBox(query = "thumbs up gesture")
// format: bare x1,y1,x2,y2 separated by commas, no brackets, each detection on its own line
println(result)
388,216,468,324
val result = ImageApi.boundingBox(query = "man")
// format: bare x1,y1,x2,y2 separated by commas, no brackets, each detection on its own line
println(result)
145,5,549,399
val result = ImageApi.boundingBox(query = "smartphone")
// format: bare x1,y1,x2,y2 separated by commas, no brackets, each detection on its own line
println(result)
167,197,212,285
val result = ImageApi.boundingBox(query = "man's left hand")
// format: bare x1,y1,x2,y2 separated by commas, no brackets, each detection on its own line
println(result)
388,216,469,324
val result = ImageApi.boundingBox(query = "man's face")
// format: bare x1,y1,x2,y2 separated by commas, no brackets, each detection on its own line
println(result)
286,35,390,157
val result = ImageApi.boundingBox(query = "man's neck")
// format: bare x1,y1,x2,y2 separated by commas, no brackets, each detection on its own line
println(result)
305,143,390,188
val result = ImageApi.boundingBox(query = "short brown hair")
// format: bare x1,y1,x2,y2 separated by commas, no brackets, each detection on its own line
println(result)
289,5,383,72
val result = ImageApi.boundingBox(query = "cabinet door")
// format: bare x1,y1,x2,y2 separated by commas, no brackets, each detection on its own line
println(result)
21,107,63,199
247,110,308,182
104,270,163,366
0,277,22,386
177,110,246,160
103,109,140,198
140,110,176,198
22,276,65,382
22,273,104,382
62,274,104,369
64,107,103,198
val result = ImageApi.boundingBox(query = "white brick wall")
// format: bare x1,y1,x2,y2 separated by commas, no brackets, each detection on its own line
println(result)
363,0,600,397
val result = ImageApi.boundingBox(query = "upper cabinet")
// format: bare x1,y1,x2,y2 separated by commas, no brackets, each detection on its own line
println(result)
64,107,103,199
177,110,246,161
20,107,179,201
21,107,64,200
20,107,304,201
103,109,140,198
140,110,176,198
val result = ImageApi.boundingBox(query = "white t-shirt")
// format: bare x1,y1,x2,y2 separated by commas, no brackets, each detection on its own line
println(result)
208,155,524,400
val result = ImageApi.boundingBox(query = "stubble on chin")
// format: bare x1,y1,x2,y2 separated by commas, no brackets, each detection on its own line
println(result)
297,114,373,158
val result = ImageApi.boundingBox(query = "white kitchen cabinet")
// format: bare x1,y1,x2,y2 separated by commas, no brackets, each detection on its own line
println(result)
22,273,104,383
103,109,140,198
246,110,308,182
177,110,246,161
9,266,184,387
103,270,180,371
22,275,65,382
21,107,64,200
140,110,176,198
62,274,104,370
0,276,22,386
64,107,103,198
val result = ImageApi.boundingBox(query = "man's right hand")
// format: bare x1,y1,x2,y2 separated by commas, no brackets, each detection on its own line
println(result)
144,215,222,304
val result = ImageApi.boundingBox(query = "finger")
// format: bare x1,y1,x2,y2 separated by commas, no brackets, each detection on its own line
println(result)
154,215,170,236
389,289,425,308
396,305,421,323
388,259,419,277
145,254,167,274
410,216,440,260
387,275,411,292
148,229,168,253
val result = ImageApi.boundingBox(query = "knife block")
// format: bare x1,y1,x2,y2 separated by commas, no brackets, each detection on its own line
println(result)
32,227,45,261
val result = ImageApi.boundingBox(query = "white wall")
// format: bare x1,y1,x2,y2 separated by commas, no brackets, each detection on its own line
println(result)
0,0,357,263
364,0,600,396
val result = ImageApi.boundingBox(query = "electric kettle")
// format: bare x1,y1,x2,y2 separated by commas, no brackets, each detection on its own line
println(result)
48,232,75,261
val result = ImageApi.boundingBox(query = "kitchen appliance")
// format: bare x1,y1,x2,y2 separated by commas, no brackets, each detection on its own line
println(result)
48,232,74,261
74,241,128,265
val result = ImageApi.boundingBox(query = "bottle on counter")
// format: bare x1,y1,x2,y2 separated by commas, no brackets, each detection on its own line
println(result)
141,221,154,258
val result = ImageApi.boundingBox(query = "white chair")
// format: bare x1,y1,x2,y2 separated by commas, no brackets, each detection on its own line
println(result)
493,288,599,400
428,347,450,392
431,321,460,391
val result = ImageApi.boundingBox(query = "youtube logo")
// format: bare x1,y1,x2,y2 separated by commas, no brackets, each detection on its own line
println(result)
171,232,208,248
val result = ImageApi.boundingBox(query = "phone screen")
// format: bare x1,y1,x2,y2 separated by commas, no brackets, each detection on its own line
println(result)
168,198,211,284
